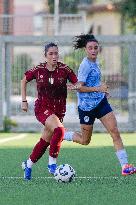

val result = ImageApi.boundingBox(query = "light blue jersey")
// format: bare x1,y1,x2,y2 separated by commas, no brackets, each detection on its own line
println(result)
77,57,105,111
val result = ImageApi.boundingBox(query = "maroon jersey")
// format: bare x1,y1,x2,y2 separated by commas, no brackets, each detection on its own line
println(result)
25,62,77,119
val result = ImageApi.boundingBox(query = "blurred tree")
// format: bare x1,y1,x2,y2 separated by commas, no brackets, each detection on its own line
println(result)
64,49,85,73
48,0,92,14
12,53,33,94
114,0,136,33
12,53,32,79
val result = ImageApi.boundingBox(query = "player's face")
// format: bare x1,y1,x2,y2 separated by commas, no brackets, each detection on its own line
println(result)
85,41,99,61
45,46,59,66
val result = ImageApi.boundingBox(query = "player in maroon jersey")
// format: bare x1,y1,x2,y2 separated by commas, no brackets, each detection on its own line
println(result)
21,42,79,180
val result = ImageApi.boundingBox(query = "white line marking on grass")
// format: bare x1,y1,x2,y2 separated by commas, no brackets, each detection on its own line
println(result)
0,134,27,144
0,176,129,180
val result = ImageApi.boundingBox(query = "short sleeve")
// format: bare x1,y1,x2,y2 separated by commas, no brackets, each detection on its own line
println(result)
24,67,37,82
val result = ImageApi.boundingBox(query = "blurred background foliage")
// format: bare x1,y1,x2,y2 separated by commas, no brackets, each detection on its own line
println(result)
113,0,136,33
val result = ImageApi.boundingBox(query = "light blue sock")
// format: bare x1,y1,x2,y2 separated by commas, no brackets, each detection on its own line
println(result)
116,149,128,167
64,131,74,141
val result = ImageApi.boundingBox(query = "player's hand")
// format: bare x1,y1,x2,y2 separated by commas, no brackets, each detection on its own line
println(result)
21,101,28,112
67,83,78,90
105,92,111,99
67,83,74,90
67,82,81,90
97,83,109,93
75,82,82,90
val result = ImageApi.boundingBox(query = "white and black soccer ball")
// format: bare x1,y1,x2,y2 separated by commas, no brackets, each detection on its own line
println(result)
54,164,76,183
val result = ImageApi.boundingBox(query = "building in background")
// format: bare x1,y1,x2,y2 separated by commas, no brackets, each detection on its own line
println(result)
14,5,33,35
13,0,86,36
0,0,14,34
78,1,122,35
14,0,44,35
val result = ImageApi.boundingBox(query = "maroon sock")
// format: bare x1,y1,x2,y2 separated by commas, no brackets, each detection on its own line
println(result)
49,127,65,158
30,138,50,163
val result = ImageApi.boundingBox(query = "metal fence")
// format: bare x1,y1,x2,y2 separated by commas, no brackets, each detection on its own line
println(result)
0,35,136,132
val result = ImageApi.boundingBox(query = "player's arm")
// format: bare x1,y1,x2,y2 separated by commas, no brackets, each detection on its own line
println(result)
21,75,28,112
21,67,36,112
65,65,83,91
68,81,109,93
65,65,107,92
77,62,109,93
78,82,109,93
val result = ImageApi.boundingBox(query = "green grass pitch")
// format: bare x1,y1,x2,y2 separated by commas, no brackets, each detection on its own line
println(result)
0,132,136,205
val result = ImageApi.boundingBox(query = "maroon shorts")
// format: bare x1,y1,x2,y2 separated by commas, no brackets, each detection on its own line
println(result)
35,107,64,125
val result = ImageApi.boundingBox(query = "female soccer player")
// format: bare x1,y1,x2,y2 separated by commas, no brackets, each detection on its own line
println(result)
64,34,136,176
21,42,78,180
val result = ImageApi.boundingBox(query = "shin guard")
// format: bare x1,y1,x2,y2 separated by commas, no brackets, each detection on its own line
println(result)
49,127,65,158
30,138,50,163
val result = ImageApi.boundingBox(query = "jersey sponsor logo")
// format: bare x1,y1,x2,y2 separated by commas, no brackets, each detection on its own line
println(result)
84,116,89,123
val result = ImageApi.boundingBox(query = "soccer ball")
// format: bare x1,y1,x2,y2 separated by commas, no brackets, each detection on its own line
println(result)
54,164,76,183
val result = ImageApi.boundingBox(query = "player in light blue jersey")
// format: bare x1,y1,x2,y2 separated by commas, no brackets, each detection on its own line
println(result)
77,56,105,111
65,34,136,176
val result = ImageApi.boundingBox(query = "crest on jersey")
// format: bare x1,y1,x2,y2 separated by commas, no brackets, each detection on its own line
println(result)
44,110,49,115
84,116,89,122
59,78,64,83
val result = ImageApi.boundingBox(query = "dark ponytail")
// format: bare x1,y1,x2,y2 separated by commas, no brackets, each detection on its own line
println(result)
73,34,98,50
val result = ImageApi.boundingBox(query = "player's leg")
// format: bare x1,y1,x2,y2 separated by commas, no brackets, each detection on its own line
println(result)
46,114,65,174
100,111,136,175
22,109,54,180
22,129,51,180
22,113,64,179
64,107,94,145
28,127,52,165
64,124,93,145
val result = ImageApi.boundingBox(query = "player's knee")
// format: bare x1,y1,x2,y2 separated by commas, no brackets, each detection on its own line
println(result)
46,114,63,131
